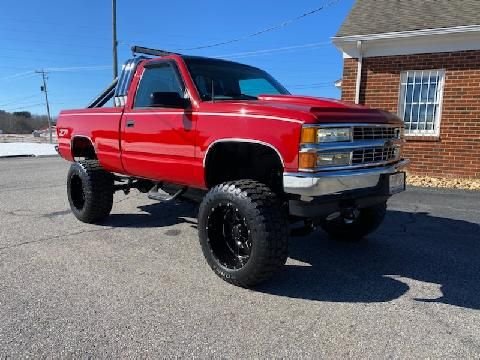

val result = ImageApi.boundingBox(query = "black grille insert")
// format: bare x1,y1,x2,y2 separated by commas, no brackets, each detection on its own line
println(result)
353,127,400,140
352,146,399,165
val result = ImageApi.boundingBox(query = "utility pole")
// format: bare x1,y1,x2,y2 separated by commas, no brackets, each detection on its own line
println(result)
112,0,118,79
35,70,53,144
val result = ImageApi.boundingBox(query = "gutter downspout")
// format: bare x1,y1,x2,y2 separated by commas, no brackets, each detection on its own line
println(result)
355,40,363,104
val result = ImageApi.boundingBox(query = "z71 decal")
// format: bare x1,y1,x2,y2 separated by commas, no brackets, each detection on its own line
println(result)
58,128,69,137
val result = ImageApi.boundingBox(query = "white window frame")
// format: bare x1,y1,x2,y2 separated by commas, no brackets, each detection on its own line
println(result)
398,69,445,137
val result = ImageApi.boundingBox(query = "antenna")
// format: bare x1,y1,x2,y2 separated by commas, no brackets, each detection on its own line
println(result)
211,79,215,103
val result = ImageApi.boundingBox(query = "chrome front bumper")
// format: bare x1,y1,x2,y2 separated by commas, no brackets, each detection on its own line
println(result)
283,159,410,197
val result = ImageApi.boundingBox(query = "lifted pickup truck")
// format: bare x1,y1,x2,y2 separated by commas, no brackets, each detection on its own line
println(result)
57,46,409,287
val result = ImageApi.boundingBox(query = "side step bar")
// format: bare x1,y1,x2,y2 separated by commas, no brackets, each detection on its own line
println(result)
148,184,186,202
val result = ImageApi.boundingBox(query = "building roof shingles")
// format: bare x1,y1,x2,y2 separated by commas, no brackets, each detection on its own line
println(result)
336,0,480,37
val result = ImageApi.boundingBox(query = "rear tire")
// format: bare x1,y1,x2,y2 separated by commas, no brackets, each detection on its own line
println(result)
198,180,288,287
67,160,114,224
320,202,387,241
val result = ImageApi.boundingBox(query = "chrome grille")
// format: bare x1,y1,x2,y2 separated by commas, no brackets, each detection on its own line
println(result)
299,123,405,172
353,126,400,140
352,146,399,165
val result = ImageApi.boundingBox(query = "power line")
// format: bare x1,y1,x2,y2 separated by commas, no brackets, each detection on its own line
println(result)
214,41,331,59
0,19,109,32
0,36,110,50
0,94,41,108
0,71,36,82
2,102,46,111
0,42,330,80
176,0,340,51
1,65,38,71
45,65,111,72
2,103,71,114
0,25,114,41
0,52,110,62
0,47,110,58
0,66,111,82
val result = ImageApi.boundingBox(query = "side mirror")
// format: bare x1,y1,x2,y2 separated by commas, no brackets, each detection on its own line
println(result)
150,92,189,109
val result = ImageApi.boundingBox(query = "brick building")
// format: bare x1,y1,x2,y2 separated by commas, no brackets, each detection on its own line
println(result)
333,0,480,178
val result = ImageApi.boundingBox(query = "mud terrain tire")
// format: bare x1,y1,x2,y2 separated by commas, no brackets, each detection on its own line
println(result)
67,160,114,224
198,180,288,287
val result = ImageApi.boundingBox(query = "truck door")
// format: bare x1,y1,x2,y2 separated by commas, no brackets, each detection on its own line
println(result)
120,60,196,185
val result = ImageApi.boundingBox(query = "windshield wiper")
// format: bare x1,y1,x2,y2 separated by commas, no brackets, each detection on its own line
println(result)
235,94,258,100
201,94,258,101
214,94,258,101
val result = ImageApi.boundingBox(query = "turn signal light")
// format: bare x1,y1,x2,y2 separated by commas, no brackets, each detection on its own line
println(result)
298,152,317,169
300,127,317,144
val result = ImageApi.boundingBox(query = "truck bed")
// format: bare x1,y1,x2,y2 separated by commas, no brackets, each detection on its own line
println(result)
57,107,125,174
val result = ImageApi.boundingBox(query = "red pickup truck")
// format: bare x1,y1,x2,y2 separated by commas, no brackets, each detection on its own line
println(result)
57,46,409,287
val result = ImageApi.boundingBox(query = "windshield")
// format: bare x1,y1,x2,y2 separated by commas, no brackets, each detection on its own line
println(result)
183,57,290,101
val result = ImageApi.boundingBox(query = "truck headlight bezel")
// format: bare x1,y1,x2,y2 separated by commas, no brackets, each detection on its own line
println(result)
316,151,352,167
301,127,352,144
299,151,353,170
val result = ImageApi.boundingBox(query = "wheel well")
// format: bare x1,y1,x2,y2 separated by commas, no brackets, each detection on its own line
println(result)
204,142,284,193
71,137,96,160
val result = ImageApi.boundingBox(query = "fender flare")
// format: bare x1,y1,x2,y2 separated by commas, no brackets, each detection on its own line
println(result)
70,135,96,158
203,138,285,168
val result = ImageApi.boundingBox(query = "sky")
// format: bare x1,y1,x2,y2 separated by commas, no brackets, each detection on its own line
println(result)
0,0,354,117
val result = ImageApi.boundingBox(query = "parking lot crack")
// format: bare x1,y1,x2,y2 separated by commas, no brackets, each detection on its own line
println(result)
0,211,174,252
0,227,111,252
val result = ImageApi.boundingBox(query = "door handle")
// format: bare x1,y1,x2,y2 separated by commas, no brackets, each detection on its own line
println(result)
126,119,135,128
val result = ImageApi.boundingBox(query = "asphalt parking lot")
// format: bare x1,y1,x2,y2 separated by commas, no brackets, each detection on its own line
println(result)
1,157,479,358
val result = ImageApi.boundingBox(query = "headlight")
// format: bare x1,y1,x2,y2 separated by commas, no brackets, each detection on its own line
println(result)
317,152,352,167
299,151,352,170
301,127,352,143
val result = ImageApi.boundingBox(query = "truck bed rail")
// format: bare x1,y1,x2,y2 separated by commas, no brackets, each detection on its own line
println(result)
87,78,118,108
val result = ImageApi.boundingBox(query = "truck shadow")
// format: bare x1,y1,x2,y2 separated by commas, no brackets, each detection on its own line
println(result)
104,202,198,228
104,201,480,310
257,210,480,310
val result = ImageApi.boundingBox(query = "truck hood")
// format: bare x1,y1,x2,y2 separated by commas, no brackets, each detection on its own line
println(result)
203,95,402,125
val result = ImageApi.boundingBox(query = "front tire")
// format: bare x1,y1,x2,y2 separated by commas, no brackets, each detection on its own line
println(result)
198,180,288,287
67,160,114,224
320,202,387,241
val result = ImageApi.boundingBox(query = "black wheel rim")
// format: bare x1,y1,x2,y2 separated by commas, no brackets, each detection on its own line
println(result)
206,202,252,270
70,175,85,210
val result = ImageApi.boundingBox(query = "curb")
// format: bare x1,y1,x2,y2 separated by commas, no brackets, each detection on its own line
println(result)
36,154,60,158
407,185,480,194
0,155,35,159
0,154,59,159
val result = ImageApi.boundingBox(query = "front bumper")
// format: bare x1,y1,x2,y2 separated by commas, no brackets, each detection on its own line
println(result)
284,159,410,197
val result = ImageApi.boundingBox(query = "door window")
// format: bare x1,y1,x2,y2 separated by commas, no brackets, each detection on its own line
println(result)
134,63,184,108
